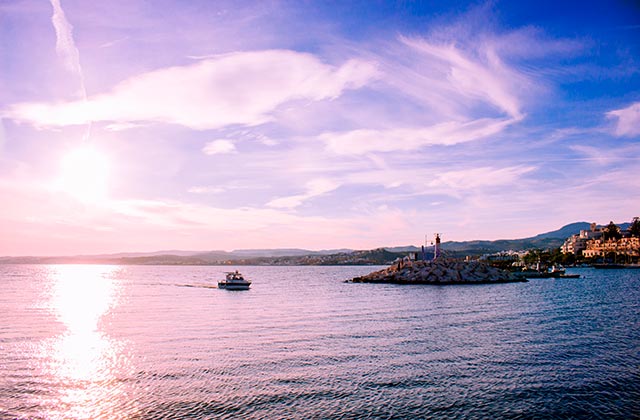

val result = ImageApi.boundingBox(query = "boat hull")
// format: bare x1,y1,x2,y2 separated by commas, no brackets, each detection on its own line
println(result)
518,271,564,279
218,281,251,290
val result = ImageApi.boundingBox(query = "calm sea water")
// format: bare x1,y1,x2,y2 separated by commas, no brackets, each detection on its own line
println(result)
0,264,638,419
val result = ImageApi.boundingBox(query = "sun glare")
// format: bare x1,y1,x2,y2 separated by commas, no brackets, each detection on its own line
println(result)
42,265,130,418
57,145,110,203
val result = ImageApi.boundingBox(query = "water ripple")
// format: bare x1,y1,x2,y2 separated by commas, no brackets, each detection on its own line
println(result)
0,266,638,419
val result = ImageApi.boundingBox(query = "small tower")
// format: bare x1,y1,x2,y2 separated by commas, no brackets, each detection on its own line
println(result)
434,233,441,260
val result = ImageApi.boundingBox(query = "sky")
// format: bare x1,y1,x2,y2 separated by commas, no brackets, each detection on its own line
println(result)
0,0,639,256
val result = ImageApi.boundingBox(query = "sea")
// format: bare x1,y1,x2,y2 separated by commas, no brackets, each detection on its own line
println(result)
0,264,638,419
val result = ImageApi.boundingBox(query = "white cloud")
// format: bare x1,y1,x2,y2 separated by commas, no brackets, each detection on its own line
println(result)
607,102,640,137
256,134,278,146
6,50,378,130
104,121,146,131
187,186,225,194
321,118,514,154
202,139,236,155
312,31,532,156
345,165,535,194
400,37,526,120
365,32,535,125
49,0,86,99
570,143,640,166
0,118,5,153
267,178,340,209
427,166,535,190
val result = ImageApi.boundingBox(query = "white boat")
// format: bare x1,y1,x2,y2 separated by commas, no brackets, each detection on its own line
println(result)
218,271,251,290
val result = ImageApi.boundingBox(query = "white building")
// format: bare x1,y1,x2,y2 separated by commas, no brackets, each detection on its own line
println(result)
561,223,603,255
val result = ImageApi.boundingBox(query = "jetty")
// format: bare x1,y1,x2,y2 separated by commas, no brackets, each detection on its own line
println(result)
349,258,526,284
350,233,526,285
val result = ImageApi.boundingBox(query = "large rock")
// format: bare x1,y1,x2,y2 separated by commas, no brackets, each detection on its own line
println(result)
349,258,526,284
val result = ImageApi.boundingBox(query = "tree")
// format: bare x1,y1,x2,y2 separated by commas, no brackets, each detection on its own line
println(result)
523,250,541,265
602,221,622,241
630,217,640,238
523,249,553,267
550,247,575,265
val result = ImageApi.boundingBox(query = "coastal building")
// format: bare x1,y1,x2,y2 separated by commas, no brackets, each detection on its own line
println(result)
567,220,640,261
582,236,640,259
561,223,603,255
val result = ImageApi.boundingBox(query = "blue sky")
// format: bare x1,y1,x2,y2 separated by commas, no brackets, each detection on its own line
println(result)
0,0,639,255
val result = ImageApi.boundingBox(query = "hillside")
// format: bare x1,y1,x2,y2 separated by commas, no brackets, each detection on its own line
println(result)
530,222,592,240
386,222,592,257
1,221,632,265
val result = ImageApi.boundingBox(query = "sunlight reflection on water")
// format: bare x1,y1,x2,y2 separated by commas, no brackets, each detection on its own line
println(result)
40,265,132,419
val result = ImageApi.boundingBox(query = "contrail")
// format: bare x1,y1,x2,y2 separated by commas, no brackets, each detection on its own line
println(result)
49,0,91,141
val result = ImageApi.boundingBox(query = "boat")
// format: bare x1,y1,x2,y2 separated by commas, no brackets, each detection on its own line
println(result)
218,271,251,290
518,269,563,279
516,265,580,279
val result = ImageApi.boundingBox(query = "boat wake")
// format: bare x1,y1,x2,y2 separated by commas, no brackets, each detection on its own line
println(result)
175,283,218,289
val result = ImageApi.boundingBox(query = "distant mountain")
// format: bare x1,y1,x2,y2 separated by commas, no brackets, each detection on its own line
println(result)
384,245,421,253
530,221,630,240
436,221,632,257
382,223,595,255
438,222,589,256
241,248,401,266
531,222,592,239
89,250,210,258
1,221,634,265
225,248,353,258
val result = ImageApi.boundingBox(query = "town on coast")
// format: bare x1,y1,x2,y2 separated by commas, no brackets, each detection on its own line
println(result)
350,217,640,284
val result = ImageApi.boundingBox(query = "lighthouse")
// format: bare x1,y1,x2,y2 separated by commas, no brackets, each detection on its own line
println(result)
434,233,441,260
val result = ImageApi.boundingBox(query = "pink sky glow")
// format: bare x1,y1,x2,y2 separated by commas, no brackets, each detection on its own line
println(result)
0,1,638,256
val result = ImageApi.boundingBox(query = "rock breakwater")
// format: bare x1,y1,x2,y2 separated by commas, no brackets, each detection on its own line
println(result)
350,258,526,284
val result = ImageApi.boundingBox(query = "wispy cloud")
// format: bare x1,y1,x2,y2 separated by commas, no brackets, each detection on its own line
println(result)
320,118,513,154
202,139,236,155
313,23,538,156
570,143,640,165
427,165,535,191
399,36,527,120
360,28,539,125
99,36,129,49
187,186,226,194
6,50,378,130
607,102,640,137
0,119,5,154
344,165,535,196
267,178,340,209
49,0,86,100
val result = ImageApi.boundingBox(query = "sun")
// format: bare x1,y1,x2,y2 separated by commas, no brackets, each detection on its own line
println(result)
57,145,110,203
